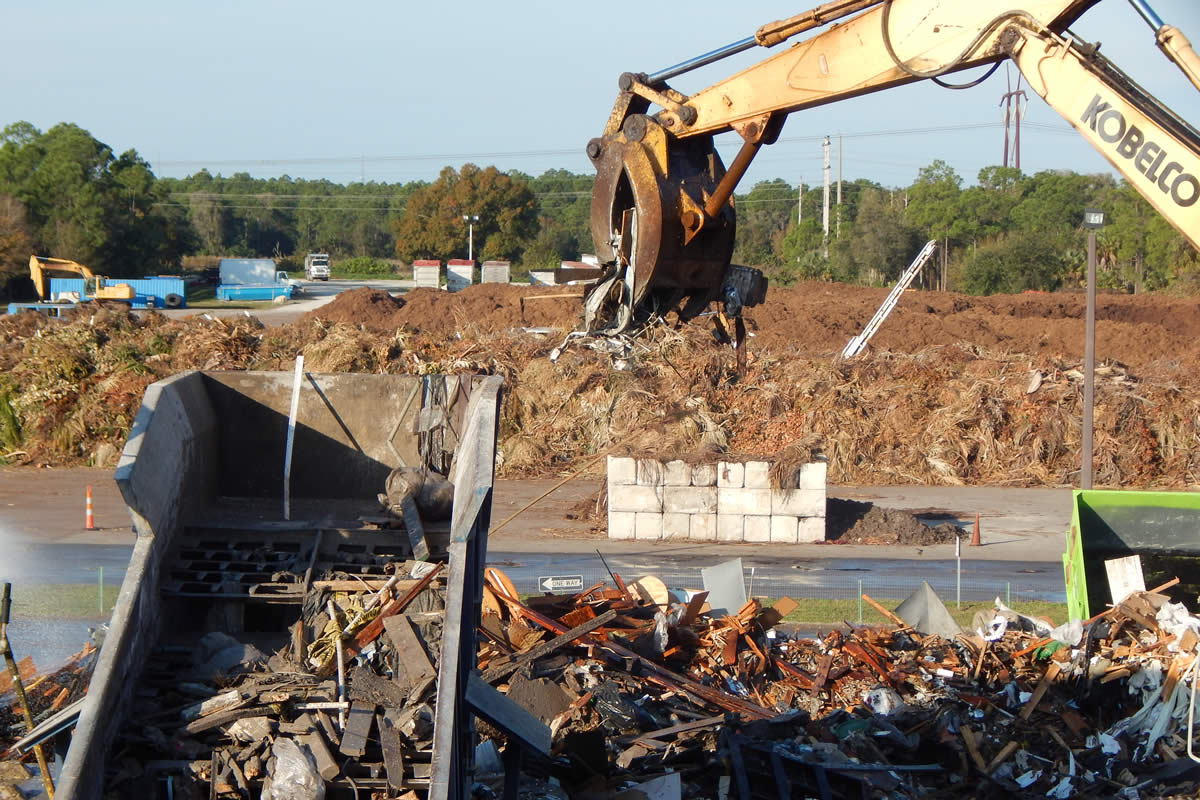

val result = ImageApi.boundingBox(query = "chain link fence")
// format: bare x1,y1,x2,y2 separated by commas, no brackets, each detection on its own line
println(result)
495,561,1066,611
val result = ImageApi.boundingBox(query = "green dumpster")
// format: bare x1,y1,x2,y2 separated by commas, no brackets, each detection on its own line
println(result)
1064,489,1200,621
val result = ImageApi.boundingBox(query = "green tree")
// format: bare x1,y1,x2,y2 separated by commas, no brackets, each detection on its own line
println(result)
0,122,194,275
962,232,1066,295
392,164,538,262
835,188,919,284
732,179,794,267
906,160,962,241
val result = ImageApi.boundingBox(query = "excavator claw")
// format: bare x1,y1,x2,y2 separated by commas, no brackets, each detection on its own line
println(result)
585,115,740,333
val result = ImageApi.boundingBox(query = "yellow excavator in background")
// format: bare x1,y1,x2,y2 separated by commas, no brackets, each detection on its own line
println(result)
582,0,1200,349
28,255,135,303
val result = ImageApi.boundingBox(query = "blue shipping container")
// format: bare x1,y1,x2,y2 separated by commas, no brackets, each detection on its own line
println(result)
49,277,187,309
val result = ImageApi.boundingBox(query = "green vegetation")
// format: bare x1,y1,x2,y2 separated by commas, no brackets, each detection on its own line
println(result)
334,256,396,278
3,120,1197,301
9,583,119,619
772,597,1067,628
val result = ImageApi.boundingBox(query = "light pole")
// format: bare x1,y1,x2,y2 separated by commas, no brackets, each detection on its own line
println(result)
1080,208,1105,489
462,215,480,261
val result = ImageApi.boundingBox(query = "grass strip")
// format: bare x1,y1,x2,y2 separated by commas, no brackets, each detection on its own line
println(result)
7,584,120,619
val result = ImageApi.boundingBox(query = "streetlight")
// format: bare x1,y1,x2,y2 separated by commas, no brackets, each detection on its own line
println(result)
1080,208,1105,489
462,215,480,262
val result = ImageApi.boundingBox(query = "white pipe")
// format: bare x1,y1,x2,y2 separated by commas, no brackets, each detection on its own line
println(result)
283,355,304,520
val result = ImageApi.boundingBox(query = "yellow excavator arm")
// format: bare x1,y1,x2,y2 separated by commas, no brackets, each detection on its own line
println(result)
28,255,135,302
584,0,1200,334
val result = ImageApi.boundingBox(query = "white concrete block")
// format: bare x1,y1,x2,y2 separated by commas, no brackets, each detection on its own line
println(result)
770,515,798,544
635,512,663,541
664,460,691,486
794,461,828,490
744,461,771,489
607,455,637,486
690,513,717,541
691,463,717,486
717,462,744,488
797,516,826,543
663,486,717,515
771,488,825,517
717,514,744,543
743,515,771,543
609,511,636,540
637,459,665,486
609,485,663,513
663,512,690,540
718,487,772,516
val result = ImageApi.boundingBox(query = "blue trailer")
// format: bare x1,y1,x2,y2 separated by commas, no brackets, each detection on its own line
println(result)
216,258,298,301
216,284,295,301
48,276,187,309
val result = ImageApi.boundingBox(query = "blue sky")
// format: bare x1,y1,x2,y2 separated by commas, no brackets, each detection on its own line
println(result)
4,0,1197,190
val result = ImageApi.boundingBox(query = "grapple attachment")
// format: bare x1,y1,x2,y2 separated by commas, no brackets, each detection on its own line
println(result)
585,115,738,333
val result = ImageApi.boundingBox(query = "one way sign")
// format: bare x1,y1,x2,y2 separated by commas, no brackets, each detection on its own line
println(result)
538,574,585,594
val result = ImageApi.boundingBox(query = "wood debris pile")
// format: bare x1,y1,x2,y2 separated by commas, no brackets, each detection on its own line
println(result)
477,572,1200,799
102,561,447,799
1,641,97,754
8,558,1200,799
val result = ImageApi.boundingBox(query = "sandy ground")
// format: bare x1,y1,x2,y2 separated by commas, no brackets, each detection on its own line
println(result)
0,467,1074,562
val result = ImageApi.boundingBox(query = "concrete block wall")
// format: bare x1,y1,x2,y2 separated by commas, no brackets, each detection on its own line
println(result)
607,455,826,543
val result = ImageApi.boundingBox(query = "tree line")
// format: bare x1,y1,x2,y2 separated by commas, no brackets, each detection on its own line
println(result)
2,121,1196,298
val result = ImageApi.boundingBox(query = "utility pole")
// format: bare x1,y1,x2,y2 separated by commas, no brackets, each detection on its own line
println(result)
1000,69,1028,169
836,135,843,239
798,176,802,223
1080,209,1106,488
822,136,831,257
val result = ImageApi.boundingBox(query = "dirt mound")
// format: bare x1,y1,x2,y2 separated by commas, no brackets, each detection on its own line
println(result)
826,498,961,545
301,288,407,333
746,282,1200,372
302,284,585,336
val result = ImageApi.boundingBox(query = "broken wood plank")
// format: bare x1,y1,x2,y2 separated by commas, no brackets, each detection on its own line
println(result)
633,714,725,747
180,689,252,722
861,593,910,628
377,712,406,794
985,740,1019,773
1019,661,1062,720
182,706,271,736
481,608,618,684
464,672,552,756
757,596,798,629
383,615,437,689
961,726,988,772
339,700,375,758
679,591,710,627
299,731,340,781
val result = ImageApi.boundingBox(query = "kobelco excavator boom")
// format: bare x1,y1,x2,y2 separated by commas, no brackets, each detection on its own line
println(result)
584,0,1199,336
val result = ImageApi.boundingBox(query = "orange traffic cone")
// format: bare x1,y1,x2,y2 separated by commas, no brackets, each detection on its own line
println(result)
85,485,96,531
969,513,981,546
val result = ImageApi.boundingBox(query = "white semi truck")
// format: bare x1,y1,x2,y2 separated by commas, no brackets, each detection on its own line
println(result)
304,252,331,280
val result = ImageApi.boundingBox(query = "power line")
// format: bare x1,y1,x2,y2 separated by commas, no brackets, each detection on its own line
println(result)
151,120,1081,173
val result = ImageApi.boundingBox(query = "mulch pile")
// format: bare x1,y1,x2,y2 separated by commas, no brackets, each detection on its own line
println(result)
1,283,1198,488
